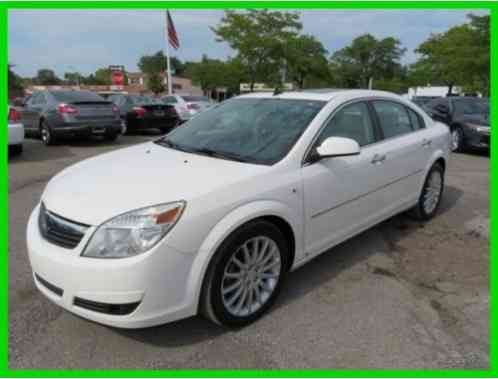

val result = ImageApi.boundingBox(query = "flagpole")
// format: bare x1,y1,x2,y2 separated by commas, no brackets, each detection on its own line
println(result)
165,11,173,95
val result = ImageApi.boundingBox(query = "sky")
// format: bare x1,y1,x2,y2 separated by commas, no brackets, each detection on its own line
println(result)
8,9,489,78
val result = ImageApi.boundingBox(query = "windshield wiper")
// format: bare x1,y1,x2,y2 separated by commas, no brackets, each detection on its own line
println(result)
154,138,192,153
190,147,253,163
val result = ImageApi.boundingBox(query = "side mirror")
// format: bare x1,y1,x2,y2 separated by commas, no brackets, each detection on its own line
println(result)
435,104,449,114
314,137,360,161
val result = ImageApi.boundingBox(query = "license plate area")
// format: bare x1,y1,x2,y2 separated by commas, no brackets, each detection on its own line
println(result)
92,127,106,134
154,111,165,117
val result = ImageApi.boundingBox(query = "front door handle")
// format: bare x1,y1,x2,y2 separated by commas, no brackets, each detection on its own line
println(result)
371,154,386,164
422,139,432,148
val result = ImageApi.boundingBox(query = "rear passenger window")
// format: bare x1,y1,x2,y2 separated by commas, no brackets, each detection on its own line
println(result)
372,101,413,139
316,102,376,147
407,108,424,130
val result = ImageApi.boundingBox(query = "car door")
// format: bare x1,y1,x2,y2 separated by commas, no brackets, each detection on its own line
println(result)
370,100,431,212
302,101,393,257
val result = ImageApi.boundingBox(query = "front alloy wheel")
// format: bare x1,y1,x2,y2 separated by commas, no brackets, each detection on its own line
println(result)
201,220,289,327
221,236,281,317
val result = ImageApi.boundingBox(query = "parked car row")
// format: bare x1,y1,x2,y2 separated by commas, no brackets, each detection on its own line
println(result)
161,95,214,122
8,90,217,149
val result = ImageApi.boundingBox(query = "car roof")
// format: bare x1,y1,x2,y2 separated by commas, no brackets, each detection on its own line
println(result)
238,89,403,102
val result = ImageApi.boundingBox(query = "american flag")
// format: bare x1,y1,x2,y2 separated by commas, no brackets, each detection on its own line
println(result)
167,11,180,50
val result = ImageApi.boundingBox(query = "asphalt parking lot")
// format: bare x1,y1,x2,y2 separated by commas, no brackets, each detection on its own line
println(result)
8,134,489,369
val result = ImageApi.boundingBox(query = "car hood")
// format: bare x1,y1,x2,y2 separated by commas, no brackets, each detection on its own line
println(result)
462,113,490,127
42,142,269,226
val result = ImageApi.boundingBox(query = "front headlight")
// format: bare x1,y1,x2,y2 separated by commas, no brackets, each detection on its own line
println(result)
82,201,185,259
467,123,490,133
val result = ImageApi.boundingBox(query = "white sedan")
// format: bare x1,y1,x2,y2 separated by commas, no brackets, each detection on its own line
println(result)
27,90,450,328
8,106,24,155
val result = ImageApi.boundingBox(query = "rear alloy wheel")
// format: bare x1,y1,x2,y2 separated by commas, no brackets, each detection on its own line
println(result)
201,220,289,327
40,120,56,146
120,119,127,135
450,127,465,153
411,163,444,220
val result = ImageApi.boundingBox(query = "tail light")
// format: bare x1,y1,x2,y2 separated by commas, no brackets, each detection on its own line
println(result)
187,103,200,111
132,107,146,118
8,108,21,122
58,103,78,114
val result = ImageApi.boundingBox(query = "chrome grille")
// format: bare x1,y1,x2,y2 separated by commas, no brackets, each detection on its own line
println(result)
39,203,89,249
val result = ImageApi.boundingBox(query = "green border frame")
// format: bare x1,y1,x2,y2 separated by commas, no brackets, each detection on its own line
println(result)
1,1,495,377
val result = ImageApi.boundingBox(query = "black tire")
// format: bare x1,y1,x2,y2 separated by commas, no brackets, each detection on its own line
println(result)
200,220,289,327
9,144,23,156
105,132,119,142
411,163,445,221
450,126,465,153
40,120,56,146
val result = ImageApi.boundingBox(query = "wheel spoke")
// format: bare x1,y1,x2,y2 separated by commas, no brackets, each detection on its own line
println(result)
224,271,243,279
231,255,246,269
261,259,280,272
233,287,248,315
222,279,242,295
258,272,279,280
226,285,244,307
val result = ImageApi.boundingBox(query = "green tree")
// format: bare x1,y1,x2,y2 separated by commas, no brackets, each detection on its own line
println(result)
329,34,406,89
411,14,489,96
94,68,112,85
8,64,24,97
138,51,183,76
34,68,61,85
64,72,81,85
146,72,165,95
285,35,329,89
212,10,302,90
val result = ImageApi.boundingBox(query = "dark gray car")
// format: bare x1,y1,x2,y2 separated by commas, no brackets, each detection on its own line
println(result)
426,97,490,152
18,90,122,145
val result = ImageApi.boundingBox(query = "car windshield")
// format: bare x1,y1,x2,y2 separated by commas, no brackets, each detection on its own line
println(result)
51,91,106,102
156,98,325,165
453,98,489,115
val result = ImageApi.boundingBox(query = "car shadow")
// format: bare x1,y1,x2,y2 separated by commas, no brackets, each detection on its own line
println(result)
8,140,76,163
115,185,463,348
457,149,490,158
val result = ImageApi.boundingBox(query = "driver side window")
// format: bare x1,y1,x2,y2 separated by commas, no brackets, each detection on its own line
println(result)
316,102,376,148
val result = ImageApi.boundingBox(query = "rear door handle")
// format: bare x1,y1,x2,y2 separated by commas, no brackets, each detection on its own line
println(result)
371,154,386,164
422,139,432,148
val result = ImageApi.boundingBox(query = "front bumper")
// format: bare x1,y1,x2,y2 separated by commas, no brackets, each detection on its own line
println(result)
464,127,490,149
8,123,24,146
27,205,198,328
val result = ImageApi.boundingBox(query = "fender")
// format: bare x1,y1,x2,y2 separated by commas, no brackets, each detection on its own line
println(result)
183,200,303,312
418,147,448,193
